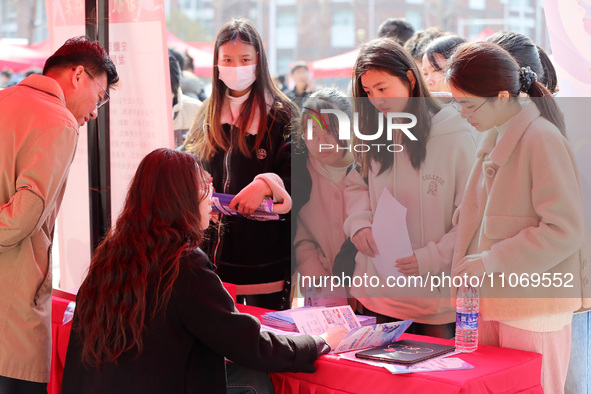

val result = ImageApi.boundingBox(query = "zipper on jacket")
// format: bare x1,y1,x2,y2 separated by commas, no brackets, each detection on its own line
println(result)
213,145,233,268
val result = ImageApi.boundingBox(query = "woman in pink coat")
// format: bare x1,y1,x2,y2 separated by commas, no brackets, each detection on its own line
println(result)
446,41,586,394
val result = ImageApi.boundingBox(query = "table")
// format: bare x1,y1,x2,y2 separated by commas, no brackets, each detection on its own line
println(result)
50,291,543,394
235,304,544,394
49,290,75,394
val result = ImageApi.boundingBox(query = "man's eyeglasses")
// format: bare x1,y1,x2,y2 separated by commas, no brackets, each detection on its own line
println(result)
450,98,488,120
84,69,110,109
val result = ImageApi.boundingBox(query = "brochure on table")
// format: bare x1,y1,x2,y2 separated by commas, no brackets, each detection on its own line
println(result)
290,305,413,353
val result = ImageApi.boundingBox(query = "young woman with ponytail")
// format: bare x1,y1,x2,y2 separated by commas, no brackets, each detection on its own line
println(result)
447,41,585,393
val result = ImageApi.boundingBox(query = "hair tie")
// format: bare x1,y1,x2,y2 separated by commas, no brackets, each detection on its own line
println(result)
519,66,538,92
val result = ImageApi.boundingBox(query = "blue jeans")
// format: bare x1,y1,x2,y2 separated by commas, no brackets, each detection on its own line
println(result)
226,362,275,394
565,311,591,394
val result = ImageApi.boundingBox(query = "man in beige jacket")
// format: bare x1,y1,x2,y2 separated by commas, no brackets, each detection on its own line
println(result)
0,36,118,393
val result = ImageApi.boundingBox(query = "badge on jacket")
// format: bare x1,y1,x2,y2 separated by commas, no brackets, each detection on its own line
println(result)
257,149,267,160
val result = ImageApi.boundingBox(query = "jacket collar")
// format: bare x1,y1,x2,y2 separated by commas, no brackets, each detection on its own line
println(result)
475,103,540,166
18,74,67,107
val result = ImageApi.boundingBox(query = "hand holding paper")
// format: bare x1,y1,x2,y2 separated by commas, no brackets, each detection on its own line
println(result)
290,305,414,354
351,227,379,258
321,325,350,350
395,254,419,276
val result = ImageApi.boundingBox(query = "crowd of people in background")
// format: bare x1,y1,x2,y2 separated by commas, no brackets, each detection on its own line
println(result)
0,13,589,394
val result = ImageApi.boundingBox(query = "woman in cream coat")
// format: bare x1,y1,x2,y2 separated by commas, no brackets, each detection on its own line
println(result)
447,42,585,394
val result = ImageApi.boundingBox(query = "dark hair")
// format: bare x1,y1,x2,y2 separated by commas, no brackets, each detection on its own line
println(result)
168,47,185,71
1,69,12,78
24,68,42,77
377,18,415,45
43,36,119,88
445,41,566,136
74,148,209,368
404,27,446,61
168,50,182,102
352,38,441,175
291,61,309,74
536,45,558,94
184,51,195,72
297,88,352,151
184,18,297,160
424,35,466,71
485,31,544,84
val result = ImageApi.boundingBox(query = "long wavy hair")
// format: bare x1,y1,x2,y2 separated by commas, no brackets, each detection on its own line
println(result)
183,18,298,160
74,148,210,368
352,38,441,177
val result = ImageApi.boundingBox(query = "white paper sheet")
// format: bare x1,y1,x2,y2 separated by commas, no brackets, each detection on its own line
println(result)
371,189,414,279
338,350,474,374
291,305,361,335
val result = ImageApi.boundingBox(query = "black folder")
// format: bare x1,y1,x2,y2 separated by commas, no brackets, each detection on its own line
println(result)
355,339,455,365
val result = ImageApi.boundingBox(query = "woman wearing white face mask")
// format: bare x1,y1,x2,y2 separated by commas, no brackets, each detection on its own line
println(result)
184,18,297,311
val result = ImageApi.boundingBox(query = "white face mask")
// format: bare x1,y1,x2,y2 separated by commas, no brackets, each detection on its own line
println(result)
218,64,257,92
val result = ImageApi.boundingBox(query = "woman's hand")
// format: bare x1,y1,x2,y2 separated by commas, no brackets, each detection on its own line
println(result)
395,254,419,276
229,179,272,215
320,325,350,351
351,227,379,258
452,254,486,279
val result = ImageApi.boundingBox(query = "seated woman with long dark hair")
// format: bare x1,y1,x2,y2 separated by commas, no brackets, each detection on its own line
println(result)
62,148,345,394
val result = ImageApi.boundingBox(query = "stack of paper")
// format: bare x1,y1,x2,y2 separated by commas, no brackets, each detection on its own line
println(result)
261,306,376,332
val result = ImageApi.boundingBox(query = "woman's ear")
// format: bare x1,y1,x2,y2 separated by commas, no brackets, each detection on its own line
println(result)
407,70,416,90
497,90,511,105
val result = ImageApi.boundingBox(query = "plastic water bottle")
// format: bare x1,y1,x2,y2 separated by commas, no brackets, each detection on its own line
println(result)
455,285,479,352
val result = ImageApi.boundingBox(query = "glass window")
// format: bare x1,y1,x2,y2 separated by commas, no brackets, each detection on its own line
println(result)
405,10,423,31
331,10,355,48
277,13,297,49
469,0,486,10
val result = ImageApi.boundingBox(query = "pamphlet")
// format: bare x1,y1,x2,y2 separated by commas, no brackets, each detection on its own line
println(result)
262,306,376,332
331,319,413,353
291,305,362,335
303,284,348,308
212,192,284,221
290,305,413,353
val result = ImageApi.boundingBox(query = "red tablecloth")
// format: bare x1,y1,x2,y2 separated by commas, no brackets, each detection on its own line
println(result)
49,292,75,394
51,293,543,394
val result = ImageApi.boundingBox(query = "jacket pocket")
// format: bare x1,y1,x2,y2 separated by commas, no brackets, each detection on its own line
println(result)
32,230,52,307
484,215,539,240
